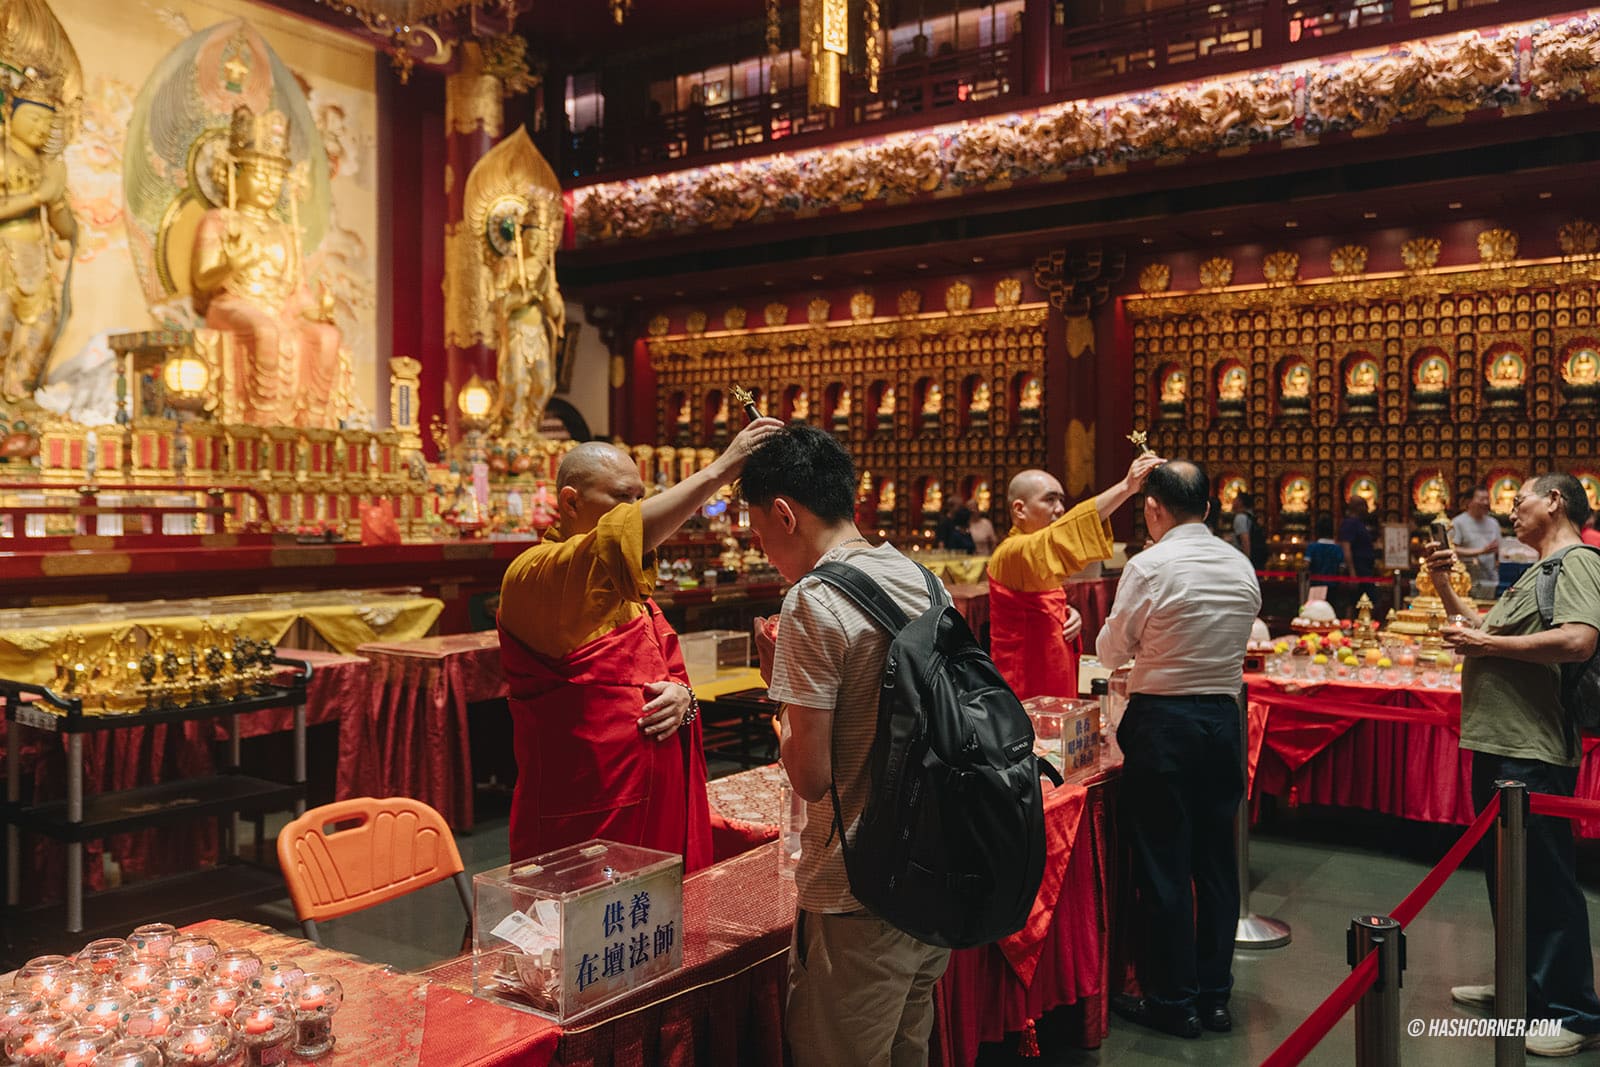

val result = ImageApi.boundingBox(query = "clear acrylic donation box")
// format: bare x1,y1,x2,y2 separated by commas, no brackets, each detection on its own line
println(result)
472,839,685,1021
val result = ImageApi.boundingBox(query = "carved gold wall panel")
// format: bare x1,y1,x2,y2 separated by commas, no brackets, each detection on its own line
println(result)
1126,259,1600,534
648,304,1050,537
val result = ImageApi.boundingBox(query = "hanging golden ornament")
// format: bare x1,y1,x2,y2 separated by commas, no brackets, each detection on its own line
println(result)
802,0,848,109
864,0,881,93
766,0,782,55
609,0,632,25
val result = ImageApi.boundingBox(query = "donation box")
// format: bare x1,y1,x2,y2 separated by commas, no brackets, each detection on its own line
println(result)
1022,696,1102,779
473,839,685,1021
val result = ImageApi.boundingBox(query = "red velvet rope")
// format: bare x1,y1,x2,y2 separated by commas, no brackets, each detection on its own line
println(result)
1256,572,1401,585
1530,793,1600,820
1259,792,1500,1067
1259,953,1380,1067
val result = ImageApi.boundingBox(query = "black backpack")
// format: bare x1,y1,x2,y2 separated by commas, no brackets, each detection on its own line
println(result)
1533,544,1600,732
810,561,1063,950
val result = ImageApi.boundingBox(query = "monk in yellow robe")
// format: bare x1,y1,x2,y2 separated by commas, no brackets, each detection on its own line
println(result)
498,420,781,868
987,454,1164,700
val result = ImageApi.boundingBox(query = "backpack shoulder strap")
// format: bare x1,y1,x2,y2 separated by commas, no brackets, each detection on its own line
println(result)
1534,545,1599,630
811,561,911,635
915,562,950,610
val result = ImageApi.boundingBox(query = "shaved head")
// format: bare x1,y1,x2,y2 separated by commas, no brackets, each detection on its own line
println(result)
1007,469,1057,505
555,442,646,536
557,442,634,491
1008,468,1068,535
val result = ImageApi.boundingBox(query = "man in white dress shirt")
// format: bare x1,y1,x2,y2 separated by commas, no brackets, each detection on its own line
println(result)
1096,460,1261,1040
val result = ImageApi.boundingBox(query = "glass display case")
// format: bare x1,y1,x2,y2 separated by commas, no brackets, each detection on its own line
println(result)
472,840,684,1022
677,629,751,687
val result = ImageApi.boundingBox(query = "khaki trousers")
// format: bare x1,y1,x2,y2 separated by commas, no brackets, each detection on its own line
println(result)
786,909,951,1067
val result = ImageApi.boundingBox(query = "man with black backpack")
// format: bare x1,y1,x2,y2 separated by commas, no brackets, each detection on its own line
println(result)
746,426,1058,1066
1428,471,1600,1057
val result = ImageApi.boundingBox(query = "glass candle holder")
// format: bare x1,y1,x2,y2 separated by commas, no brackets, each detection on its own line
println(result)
75,987,130,1034
161,1011,235,1067
187,983,246,1022
55,1025,115,1067
230,998,294,1067
247,963,303,1005
117,997,174,1043
110,963,167,1000
208,949,262,990
166,938,220,974
45,976,96,1020
14,958,76,1000
92,1039,164,1067
126,925,177,962
288,974,342,1059
74,941,134,980
3,1012,73,1066
153,974,206,1010
0,994,45,1065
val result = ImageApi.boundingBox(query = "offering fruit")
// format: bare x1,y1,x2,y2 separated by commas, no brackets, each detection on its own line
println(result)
1313,654,1328,665
1274,642,1289,655
1436,652,1453,668
1377,657,1392,669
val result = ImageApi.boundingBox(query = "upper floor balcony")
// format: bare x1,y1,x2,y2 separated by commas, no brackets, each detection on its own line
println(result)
542,0,1550,184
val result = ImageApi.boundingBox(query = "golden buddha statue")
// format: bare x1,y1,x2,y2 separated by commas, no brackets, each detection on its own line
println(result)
969,381,992,413
1418,356,1448,389
790,388,810,421
1415,475,1448,517
1489,350,1524,389
922,382,942,415
1160,369,1187,406
1,56,79,401
879,385,897,414
1491,476,1520,516
712,393,729,427
464,129,565,441
974,480,992,513
1282,477,1311,513
191,105,352,428
676,396,692,428
1019,375,1042,411
834,387,852,417
1282,363,1311,400
923,479,943,515
1570,349,1599,385
878,478,896,512
1218,366,1247,403
1347,359,1379,395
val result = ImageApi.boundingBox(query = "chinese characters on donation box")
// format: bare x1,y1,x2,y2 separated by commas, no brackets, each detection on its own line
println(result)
473,840,685,1021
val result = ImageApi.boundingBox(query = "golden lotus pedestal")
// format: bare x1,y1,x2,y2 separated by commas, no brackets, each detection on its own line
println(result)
1384,562,1474,638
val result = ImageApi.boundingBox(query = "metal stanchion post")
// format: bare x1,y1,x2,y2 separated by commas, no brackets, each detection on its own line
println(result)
1350,914,1404,1067
1494,779,1528,1067
1236,684,1290,948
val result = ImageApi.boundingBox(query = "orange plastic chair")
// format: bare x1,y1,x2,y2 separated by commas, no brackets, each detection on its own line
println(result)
276,796,473,945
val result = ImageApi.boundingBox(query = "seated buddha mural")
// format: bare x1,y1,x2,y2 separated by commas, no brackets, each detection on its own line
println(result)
1412,351,1450,413
190,106,352,428
1484,346,1525,409
1561,342,1600,407
1345,355,1380,415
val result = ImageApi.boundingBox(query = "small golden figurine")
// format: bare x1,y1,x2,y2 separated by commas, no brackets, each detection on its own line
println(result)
731,383,761,423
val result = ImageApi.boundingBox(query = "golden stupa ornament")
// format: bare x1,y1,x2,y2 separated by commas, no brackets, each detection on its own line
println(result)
1401,237,1442,273
1138,264,1171,294
1330,244,1369,278
1127,429,1152,455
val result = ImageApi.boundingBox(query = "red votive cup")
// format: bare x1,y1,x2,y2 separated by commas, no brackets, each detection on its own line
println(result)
74,986,130,1034
186,983,244,1021
208,949,261,990
246,963,302,1005
54,1025,115,1067
14,959,75,1000
229,998,293,1067
116,997,173,1042
3,1011,73,1066
166,938,219,974
90,1038,164,1067
160,1011,234,1067
73,942,134,980
109,963,166,1000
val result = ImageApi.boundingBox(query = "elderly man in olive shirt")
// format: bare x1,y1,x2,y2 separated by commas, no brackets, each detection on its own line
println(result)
1428,472,1600,1058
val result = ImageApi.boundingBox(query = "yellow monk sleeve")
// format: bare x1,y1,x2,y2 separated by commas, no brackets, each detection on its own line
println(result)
499,502,653,659
986,498,1115,593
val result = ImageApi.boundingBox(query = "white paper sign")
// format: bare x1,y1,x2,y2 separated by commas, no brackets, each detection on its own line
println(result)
1383,524,1412,571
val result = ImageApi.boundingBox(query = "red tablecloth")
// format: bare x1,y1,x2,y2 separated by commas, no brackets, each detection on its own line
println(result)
183,919,558,1066
1248,673,1600,837
351,632,507,832
7,649,370,904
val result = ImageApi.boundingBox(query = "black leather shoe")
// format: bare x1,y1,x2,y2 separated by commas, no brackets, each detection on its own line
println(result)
1111,993,1202,1039
1199,1002,1232,1033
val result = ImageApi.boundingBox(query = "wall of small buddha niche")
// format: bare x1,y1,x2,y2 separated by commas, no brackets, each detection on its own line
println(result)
1124,219,1600,542
643,276,1049,539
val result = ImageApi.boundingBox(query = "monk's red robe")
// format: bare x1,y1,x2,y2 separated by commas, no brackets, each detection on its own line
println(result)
988,579,1080,701
498,600,713,871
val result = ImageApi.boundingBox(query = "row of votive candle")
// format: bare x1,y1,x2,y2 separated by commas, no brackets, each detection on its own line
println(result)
1,925,342,1066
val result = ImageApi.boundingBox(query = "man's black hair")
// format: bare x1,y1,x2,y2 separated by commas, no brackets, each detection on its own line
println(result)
1146,460,1210,522
1234,491,1254,510
1531,471,1593,530
1314,514,1335,540
740,425,856,523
